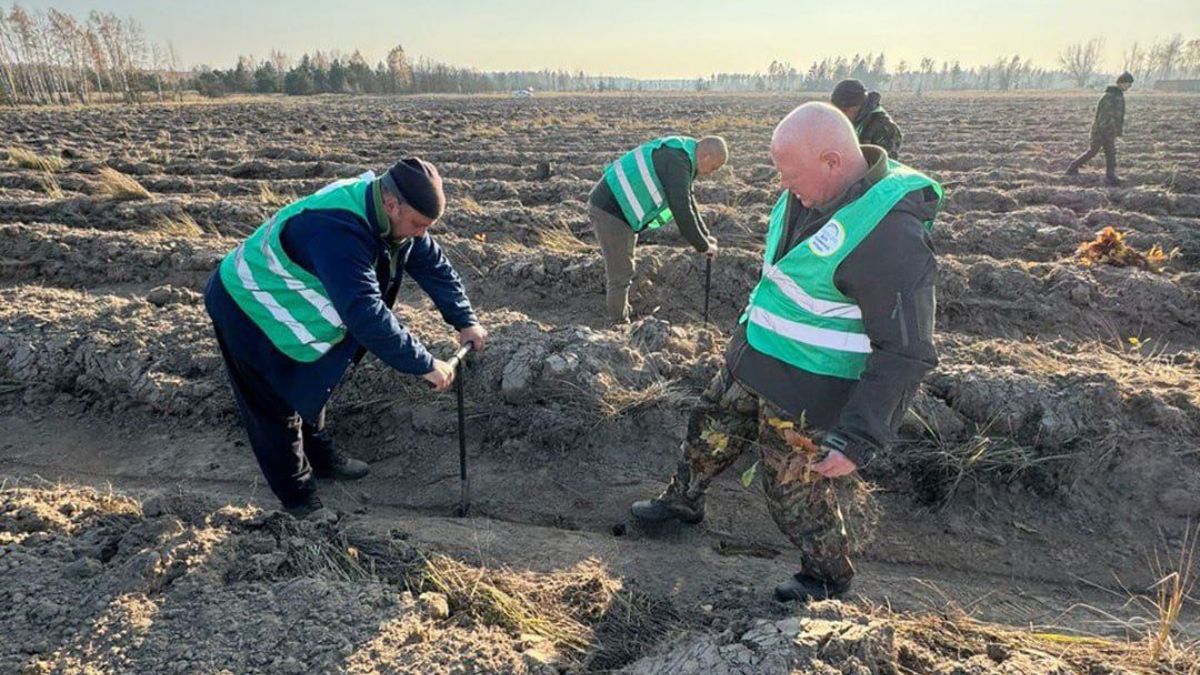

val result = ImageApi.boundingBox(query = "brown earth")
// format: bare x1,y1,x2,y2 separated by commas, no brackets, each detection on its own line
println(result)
1,91,1199,673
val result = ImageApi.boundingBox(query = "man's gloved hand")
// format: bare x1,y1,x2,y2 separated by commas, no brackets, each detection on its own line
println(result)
459,324,488,352
810,432,858,478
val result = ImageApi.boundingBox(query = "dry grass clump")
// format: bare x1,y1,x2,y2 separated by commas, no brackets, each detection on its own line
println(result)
419,554,679,669
95,167,153,201
594,372,696,419
894,609,1200,674
35,171,65,199
262,517,680,669
1076,226,1174,272
535,221,590,254
1146,525,1199,665
258,182,296,208
153,211,204,238
6,146,67,172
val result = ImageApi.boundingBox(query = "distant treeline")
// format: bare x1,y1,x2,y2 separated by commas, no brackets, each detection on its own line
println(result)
1,3,1198,105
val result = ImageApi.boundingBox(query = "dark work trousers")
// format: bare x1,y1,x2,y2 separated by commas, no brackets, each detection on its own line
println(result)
214,333,335,508
1069,137,1118,179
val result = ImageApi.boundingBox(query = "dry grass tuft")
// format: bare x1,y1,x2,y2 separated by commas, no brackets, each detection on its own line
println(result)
594,373,696,419
418,554,679,668
1147,524,1199,663
154,212,204,238
258,182,296,208
35,171,65,199
895,609,1200,674
1076,226,1175,272
535,221,590,254
7,146,67,172
95,167,153,201
903,414,1059,506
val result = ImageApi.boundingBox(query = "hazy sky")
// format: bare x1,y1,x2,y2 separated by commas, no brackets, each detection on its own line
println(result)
21,0,1200,77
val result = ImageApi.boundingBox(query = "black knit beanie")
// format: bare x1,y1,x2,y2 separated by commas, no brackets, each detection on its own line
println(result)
383,157,445,220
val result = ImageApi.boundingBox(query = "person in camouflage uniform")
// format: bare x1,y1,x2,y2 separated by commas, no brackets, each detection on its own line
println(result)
831,79,903,159
631,103,941,603
1067,71,1134,186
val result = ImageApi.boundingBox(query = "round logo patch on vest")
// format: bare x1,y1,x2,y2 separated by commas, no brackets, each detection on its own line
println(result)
808,219,846,257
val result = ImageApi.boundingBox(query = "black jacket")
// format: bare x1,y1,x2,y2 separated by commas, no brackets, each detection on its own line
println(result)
854,92,903,159
589,146,714,252
1091,86,1126,141
727,146,939,466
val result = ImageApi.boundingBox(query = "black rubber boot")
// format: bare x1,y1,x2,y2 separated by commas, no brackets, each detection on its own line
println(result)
1105,174,1123,187
309,439,364,480
630,496,705,525
773,573,851,603
284,494,338,525
1065,164,1080,176
311,447,370,481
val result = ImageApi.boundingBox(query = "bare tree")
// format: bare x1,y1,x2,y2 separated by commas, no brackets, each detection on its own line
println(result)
167,42,183,100
48,9,92,103
386,44,412,92
1184,39,1200,78
0,9,20,104
1059,38,1104,87
1122,41,1145,78
918,56,935,91
1154,34,1185,81
995,55,1030,90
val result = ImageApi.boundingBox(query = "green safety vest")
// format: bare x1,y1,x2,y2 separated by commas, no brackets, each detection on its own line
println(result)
218,171,379,362
740,160,942,380
602,136,697,232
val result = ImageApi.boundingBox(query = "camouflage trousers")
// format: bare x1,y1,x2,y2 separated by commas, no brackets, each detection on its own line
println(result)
659,369,855,585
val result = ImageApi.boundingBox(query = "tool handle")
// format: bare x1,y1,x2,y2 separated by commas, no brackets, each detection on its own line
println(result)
445,343,474,371
425,343,474,390
703,257,712,326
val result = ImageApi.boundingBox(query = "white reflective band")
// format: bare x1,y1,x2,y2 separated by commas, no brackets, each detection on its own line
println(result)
762,265,862,319
747,306,872,354
613,162,645,221
234,243,331,355
260,217,346,329
633,148,663,206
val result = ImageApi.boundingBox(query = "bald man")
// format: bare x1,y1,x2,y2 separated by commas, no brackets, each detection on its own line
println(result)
589,136,727,324
632,103,942,603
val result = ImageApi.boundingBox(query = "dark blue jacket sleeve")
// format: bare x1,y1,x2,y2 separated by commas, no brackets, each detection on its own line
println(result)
285,210,435,375
404,234,478,330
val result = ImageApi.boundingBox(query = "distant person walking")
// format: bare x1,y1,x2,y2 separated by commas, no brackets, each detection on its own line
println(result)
588,136,728,325
831,79,903,159
1066,71,1134,186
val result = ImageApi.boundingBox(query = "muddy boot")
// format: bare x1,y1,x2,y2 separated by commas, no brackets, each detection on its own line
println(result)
773,573,851,603
1105,174,1123,187
284,494,338,525
630,494,705,525
312,448,370,481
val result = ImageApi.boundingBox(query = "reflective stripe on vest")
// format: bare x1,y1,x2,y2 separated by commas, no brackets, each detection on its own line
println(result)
741,160,942,380
603,136,697,232
219,171,376,362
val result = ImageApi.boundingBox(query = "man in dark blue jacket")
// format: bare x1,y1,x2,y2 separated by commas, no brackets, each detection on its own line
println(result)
205,158,486,522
